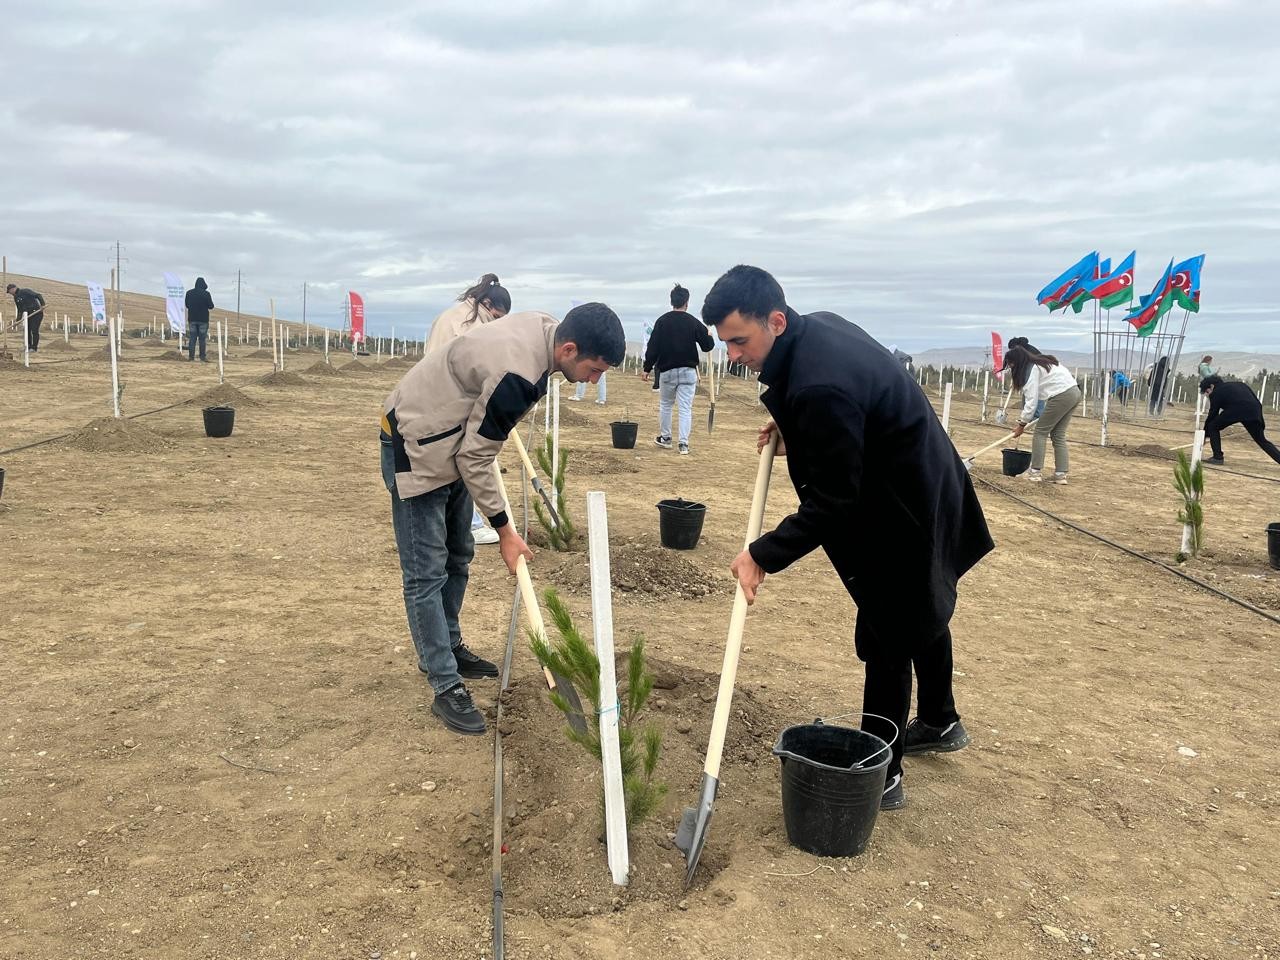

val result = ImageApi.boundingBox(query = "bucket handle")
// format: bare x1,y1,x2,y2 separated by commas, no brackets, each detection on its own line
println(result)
813,711,899,769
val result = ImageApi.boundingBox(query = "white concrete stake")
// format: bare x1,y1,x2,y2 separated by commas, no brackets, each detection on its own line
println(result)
21,312,29,367
324,331,329,363
981,370,990,422
1082,377,1088,418
1100,384,1110,447
1258,375,1268,401
941,382,953,435
217,320,225,384
552,378,561,483
257,320,262,348
107,314,121,418
391,325,396,358
586,491,630,887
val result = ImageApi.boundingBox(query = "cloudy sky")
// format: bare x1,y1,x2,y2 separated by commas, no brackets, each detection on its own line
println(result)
5,0,1278,351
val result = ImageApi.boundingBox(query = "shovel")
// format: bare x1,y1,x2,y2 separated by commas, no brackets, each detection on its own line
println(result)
961,418,1037,471
674,432,777,886
491,460,586,734
508,430,561,529
993,387,1015,426
706,353,716,434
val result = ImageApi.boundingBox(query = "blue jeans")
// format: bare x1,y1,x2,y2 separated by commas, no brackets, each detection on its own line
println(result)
659,367,698,443
188,320,209,360
381,441,476,694
574,372,606,402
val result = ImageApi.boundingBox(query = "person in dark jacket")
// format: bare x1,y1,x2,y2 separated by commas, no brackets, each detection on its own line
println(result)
6,283,46,352
184,277,214,362
702,265,994,811
642,284,715,454
1199,375,1280,465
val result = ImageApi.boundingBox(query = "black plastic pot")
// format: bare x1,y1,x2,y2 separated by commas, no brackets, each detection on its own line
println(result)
772,722,890,858
1267,523,1280,571
1002,448,1032,476
657,498,706,550
610,420,638,449
202,405,236,438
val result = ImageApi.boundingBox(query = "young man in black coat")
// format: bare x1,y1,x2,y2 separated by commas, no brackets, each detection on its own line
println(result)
184,277,214,362
6,283,46,352
1199,375,1280,465
702,265,994,810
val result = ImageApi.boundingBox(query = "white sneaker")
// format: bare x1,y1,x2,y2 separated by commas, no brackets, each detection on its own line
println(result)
1051,472,1068,485
565,395,581,402
594,400,606,405
1026,469,1044,482
471,526,500,545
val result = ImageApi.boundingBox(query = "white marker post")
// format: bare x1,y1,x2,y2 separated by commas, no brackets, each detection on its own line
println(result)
21,312,29,367
586,491,629,887
324,330,329,364
281,324,287,371
1082,377,1088,418
941,382,953,436
1100,382,1110,447
64,315,70,344
391,325,396,358
981,370,990,422
257,320,263,348
107,313,121,418
552,378,561,484
376,337,382,363
1259,375,1268,401
217,320,225,384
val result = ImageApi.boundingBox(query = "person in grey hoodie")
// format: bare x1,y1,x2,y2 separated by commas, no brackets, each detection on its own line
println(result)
184,277,214,362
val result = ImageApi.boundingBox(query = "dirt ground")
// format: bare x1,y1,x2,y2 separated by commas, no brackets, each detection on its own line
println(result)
2,337,1278,960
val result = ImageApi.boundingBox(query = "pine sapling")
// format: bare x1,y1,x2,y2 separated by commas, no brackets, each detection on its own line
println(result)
534,434,576,550
530,589,667,829
1174,450,1205,561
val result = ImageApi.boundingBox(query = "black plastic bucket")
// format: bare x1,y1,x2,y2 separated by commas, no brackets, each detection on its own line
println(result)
657,498,706,550
1267,523,1280,571
610,421,638,449
1002,448,1032,476
772,722,890,858
202,405,236,438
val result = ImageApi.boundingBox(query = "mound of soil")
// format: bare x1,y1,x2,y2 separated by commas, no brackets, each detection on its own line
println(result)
153,350,190,362
545,537,729,603
246,348,277,359
380,357,415,369
495,657,789,916
59,417,173,454
187,384,261,408
305,360,344,376
38,339,78,353
556,405,590,427
337,359,373,376
259,370,308,387
579,453,641,476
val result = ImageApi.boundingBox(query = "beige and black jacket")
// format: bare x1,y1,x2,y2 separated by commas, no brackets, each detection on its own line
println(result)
381,311,557,528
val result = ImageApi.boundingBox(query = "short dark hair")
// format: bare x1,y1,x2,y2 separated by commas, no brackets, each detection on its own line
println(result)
701,265,786,327
556,302,626,365
670,283,690,309
1200,374,1223,393
4,283,15,292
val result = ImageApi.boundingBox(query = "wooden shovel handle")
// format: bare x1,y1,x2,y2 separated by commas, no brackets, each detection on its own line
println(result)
966,418,1038,461
508,430,542,482
491,460,558,691
702,433,778,778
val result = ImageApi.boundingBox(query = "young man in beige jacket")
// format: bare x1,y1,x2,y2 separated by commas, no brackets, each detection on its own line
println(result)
381,303,625,735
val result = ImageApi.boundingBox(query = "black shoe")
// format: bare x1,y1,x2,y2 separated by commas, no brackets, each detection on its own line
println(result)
430,683,486,736
1204,456,1224,465
881,773,906,810
453,643,499,679
654,435,672,449
903,718,971,755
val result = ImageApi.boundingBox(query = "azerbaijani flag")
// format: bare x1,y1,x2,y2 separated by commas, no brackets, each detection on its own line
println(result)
1069,251,1136,312
1170,254,1205,312
1125,260,1174,337
1036,251,1099,310
1061,257,1110,313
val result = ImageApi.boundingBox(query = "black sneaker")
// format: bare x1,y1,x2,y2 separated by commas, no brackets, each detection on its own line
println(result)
453,643,499,679
903,718,971,755
654,435,673,449
1204,456,1225,465
430,683,486,736
881,773,906,810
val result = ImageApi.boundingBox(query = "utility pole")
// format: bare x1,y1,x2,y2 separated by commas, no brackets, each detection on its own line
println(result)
236,270,242,329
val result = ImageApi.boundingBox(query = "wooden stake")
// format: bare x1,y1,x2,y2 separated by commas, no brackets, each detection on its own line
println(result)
217,320,225,384
941,382,953,435
108,314,121,418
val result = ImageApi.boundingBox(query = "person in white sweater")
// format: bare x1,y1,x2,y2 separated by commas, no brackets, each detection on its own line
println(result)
1007,345,1081,483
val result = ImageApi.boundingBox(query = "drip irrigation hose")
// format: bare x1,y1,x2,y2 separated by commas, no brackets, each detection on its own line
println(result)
974,476,1280,627
0,370,276,458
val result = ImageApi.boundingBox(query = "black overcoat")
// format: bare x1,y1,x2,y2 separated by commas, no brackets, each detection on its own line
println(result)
749,309,994,655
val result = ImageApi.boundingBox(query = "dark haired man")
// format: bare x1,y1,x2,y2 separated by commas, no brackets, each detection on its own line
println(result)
381,302,626,735
701,265,993,810
1199,375,1280,466
185,277,214,362
642,283,714,454
7,282,45,352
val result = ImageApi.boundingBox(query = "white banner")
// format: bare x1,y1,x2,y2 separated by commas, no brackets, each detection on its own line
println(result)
164,273,186,334
86,281,108,326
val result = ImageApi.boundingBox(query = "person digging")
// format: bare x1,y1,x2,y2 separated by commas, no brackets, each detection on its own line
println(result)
381,303,625,735
1200,375,1280,466
703,265,993,810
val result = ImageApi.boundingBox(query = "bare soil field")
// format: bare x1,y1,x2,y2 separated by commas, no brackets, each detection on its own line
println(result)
2,338,1278,960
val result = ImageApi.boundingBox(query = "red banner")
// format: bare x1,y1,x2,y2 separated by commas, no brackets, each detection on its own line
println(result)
349,291,365,344
991,331,1004,381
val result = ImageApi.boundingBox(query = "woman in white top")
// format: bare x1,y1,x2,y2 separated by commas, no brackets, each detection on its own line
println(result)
1007,345,1081,483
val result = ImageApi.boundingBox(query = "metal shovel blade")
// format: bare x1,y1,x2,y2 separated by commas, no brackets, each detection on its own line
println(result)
707,398,716,434
674,772,719,886
994,407,1008,425
530,477,562,528
552,672,588,735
